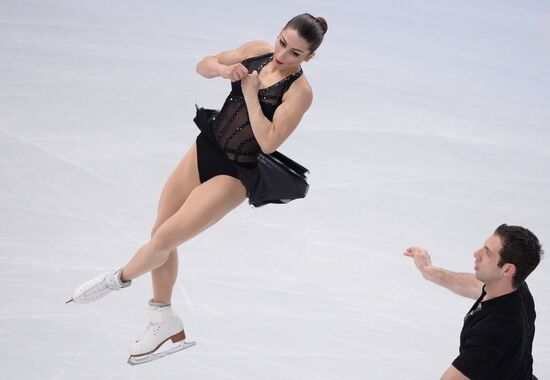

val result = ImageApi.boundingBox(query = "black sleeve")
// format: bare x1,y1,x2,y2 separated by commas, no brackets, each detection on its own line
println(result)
452,329,503,378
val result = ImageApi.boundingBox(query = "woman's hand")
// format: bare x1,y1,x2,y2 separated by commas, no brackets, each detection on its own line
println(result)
220,63,249,82
241,70,261,99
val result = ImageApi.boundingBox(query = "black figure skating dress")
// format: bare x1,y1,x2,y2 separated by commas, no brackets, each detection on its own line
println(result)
194,52,308,206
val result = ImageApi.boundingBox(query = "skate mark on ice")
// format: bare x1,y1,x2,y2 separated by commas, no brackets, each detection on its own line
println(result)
51,336,110,380
0,204,144,240
0,129,140,201
176,278,195,311
183,355,243,379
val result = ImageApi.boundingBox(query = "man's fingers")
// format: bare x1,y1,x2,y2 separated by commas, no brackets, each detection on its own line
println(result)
404,247,418,257
404,247,426,257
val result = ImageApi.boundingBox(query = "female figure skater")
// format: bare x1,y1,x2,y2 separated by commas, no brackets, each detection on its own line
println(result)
68,13,327,364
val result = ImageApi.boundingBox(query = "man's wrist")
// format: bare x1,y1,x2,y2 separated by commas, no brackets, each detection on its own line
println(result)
421,265,437,281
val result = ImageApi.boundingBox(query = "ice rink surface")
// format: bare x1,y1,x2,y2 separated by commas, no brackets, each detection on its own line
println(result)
1,1,549,379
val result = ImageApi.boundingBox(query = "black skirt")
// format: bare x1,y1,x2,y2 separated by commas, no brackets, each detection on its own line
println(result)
193,106,309,207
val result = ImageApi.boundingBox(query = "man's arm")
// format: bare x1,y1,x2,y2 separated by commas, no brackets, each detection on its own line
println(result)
441,365,469,380
404,247,483,300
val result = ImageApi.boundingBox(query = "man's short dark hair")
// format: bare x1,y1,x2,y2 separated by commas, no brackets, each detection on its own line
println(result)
494,224,543,288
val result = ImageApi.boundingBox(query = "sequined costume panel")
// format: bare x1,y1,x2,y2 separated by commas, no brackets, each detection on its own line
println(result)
209,53,303,163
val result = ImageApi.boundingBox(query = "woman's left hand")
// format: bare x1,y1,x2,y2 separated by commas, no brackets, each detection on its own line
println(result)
241,70,261,99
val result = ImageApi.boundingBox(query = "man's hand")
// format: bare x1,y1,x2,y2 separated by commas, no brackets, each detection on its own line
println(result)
404,246,434,278
403,246,482,299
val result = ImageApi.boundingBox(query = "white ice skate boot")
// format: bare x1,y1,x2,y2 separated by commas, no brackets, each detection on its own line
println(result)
127,300,196,366
66,269,131,304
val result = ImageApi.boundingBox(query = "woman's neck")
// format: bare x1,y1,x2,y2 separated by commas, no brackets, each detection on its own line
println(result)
265,60,300,76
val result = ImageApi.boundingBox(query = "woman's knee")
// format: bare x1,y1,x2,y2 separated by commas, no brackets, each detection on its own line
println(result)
150,224,160,238
149,232,176,260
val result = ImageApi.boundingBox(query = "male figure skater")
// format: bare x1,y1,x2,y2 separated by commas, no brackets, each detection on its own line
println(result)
405,224,543,379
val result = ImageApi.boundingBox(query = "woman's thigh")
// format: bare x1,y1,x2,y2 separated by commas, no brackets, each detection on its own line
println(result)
152,143,201,232
151,175,246,253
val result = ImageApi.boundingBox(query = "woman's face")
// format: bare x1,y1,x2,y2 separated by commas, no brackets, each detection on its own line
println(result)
273,28,314,69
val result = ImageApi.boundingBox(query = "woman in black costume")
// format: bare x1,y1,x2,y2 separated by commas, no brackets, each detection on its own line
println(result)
68,13,328,363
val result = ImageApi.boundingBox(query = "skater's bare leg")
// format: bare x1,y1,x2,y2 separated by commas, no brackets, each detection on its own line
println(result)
151,251,178,305
148,144,201,305
121,175,246,281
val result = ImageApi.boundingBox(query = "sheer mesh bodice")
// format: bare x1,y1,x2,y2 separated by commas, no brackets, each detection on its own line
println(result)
209,53,303,163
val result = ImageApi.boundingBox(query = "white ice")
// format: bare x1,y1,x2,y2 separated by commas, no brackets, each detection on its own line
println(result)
1,1,549,379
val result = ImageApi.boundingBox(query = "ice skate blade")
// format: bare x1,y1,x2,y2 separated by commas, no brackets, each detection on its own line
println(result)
127,341,196,366
65,298,74,304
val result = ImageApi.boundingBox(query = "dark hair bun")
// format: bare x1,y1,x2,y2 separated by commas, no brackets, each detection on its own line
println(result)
285,13,327,51
315,16,328,35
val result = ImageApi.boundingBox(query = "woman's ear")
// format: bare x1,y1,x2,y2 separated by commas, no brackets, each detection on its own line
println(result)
304,52,315,62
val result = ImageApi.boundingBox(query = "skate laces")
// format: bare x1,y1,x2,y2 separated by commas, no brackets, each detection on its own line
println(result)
75,272,117,301
138,322,162,342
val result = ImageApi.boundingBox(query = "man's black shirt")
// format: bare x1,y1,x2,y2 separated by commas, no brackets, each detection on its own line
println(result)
452,282,535,379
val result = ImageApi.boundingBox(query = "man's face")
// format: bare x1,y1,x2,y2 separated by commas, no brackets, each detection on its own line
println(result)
473,234,505,284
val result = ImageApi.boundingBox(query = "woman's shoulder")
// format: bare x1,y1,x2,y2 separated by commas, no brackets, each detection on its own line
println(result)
289,74,313,98
212,40,271,66
283,74,313,109
240,40,273,60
